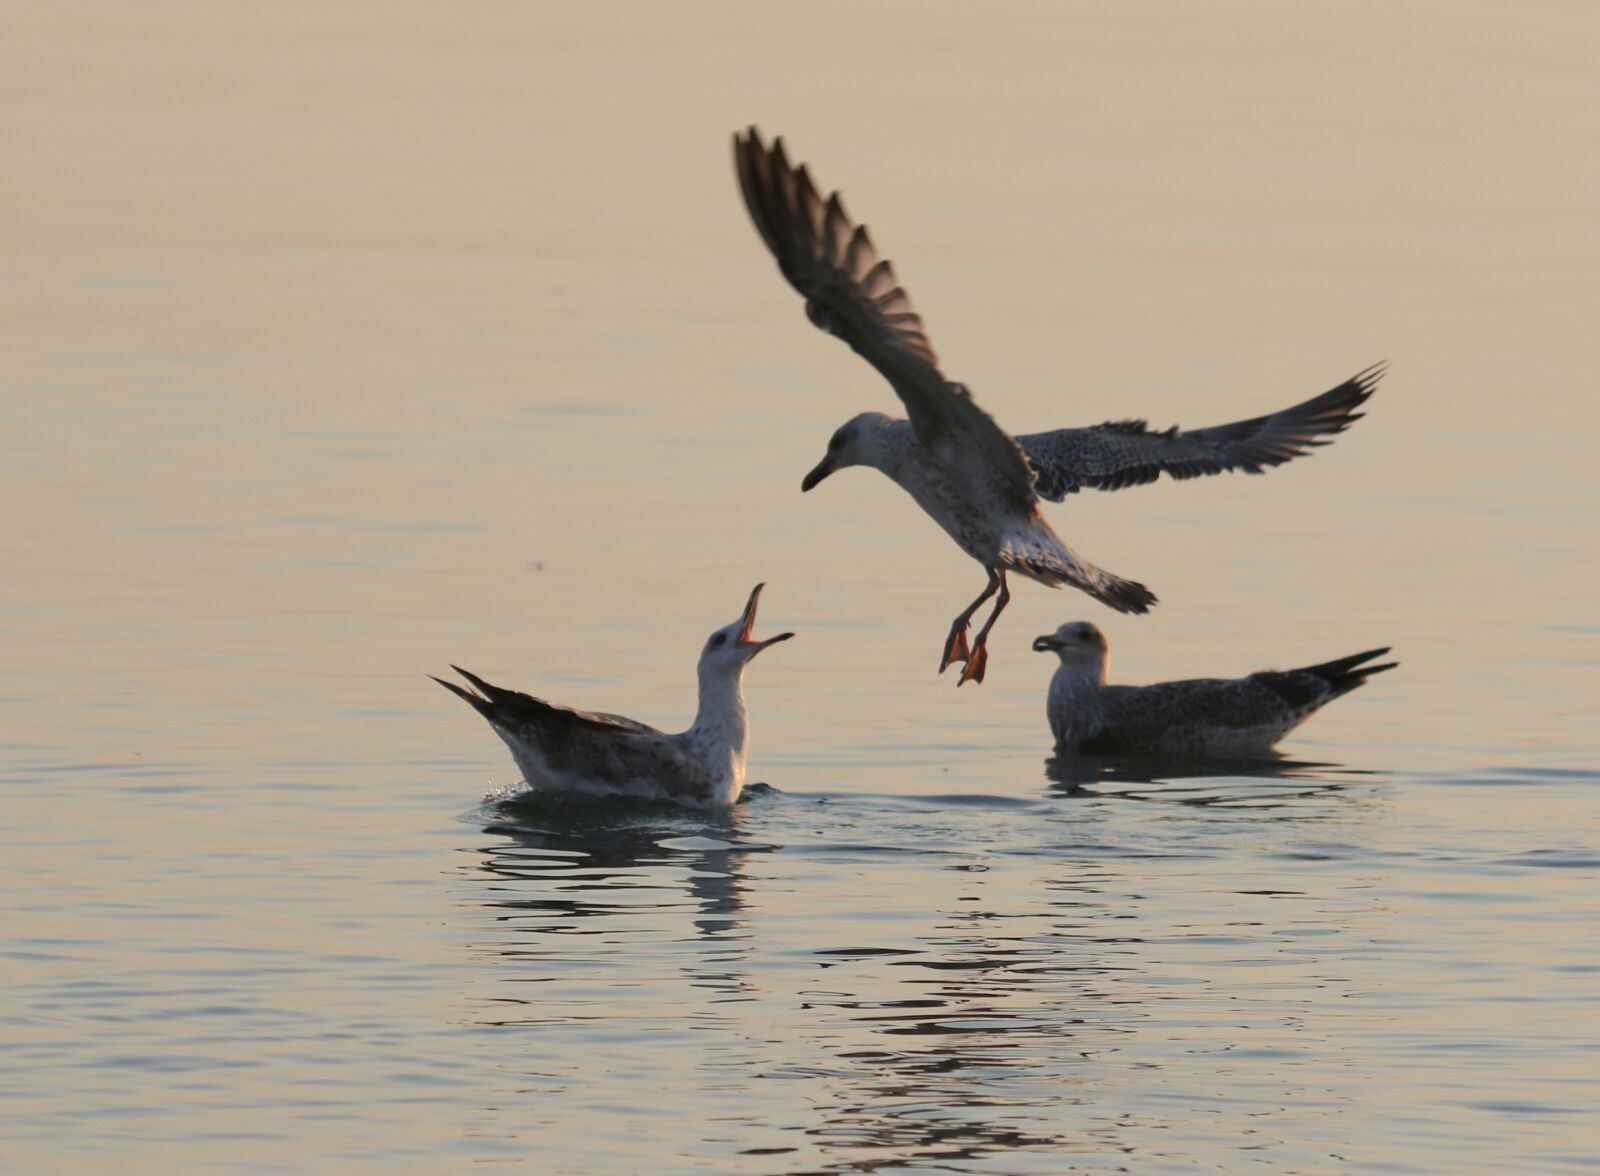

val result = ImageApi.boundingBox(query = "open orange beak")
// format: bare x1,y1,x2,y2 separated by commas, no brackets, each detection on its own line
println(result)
736,583,795,654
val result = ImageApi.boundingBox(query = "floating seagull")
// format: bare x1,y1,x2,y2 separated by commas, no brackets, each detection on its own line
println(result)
1033,621,1397,756
733,126,1382,684
434,584,793,807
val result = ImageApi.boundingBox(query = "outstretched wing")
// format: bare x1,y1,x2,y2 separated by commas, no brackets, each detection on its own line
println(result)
733,126,1036,511
1015,364,1385,501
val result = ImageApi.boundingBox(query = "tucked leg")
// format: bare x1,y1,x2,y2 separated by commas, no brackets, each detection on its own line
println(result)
957,571,1011,686
939,567,1002,673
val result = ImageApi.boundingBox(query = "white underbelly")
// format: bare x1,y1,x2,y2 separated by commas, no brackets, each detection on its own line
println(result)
897,475,995,563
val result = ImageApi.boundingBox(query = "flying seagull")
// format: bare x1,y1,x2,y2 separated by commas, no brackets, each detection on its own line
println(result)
433,584,793,807
733,126,1382,684
1034,621,1396,755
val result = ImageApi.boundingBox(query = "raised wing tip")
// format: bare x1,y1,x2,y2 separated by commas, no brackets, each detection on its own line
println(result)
432,671,492,716
1354,360,1389,388
769,134,791,175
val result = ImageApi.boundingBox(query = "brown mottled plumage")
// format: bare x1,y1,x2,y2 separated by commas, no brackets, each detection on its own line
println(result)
735,127,1158,685
733,126,1379,686
434,585,793,807
1016,365,1383,500
1035,621,1397,756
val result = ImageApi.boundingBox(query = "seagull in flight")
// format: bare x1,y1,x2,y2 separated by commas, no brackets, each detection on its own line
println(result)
434,584,793,807
1034,621,1396,755
733,126,1382,685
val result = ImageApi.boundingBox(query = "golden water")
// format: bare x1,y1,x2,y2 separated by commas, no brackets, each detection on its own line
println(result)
2,4,1595,1172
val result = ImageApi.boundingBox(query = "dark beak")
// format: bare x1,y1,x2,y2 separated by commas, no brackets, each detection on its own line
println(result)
737,583,795,654
1032,635,1060,652
800,455,835,492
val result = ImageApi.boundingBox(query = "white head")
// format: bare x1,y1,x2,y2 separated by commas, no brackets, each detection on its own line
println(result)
1033,621,1110,675
698,583,794,680
801,412,894,491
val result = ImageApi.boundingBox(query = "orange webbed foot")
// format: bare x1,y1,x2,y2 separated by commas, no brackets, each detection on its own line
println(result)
939,627,971,674
957,644,988,686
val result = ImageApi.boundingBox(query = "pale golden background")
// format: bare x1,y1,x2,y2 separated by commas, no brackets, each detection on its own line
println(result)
2,4,1595,1172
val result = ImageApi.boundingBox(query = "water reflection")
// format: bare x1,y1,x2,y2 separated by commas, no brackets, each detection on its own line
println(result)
796,991,1119,1162
452,773,1400,1171
1045,750,1380,810
476,804,764,926
782,849,1139,1169
466,799,772,1024
459,796,1142,1168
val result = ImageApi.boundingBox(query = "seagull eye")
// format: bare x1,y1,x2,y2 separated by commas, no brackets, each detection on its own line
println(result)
710,633,727,649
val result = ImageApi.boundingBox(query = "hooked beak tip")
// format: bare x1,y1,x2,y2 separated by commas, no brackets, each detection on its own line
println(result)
1032,637,1056,652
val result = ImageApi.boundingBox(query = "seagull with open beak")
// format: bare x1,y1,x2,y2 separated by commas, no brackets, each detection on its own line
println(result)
434,584,793,807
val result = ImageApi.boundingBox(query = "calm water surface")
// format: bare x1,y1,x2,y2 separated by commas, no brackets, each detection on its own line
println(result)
3,4,1596,1173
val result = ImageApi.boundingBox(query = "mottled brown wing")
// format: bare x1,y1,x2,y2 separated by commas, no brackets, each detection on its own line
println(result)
1088,678,1299,750
733,127,1037,512
1084,647,1396,751
433,666,718,800
1016,364,1385,501
436,665,662,738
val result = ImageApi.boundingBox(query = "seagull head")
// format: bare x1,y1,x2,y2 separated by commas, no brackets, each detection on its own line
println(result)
802,412,892,491
700,583,794,674
1033,621,1109,667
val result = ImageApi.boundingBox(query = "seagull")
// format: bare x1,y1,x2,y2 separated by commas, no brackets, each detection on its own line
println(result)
733,126,1382,685
1033,621,1397,756
433,584,793,807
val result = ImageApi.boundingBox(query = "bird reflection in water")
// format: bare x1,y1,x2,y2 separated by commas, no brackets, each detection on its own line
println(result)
1045,749,1381,810
467,794,775,1016
458,772,1382,1169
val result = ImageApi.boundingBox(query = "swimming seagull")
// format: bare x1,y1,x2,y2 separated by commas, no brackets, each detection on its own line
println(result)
733,126,1383,685
433,584,793,807
1034,621,1397,756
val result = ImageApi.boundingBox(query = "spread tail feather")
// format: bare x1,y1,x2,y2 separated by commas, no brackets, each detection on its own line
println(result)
1002,536,1158,615
1085,568,1159,615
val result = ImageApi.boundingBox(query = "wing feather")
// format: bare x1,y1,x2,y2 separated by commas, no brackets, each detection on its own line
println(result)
1017,364,1385,501
734,126,1036,511
1092,678,1296,748
442,665,663,738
